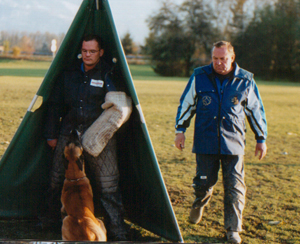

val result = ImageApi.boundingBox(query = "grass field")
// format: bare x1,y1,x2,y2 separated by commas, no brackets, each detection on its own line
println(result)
0,60,300,243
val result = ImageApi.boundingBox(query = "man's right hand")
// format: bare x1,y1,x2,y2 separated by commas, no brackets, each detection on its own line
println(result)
175,133,185,151
47,139,58,149
255,142,267,160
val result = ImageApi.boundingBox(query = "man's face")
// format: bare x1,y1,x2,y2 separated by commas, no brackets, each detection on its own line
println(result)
212,46,235,75
81,40,104,71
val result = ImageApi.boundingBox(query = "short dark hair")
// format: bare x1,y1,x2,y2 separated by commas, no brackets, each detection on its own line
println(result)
212,41,235,56
82,34,104,49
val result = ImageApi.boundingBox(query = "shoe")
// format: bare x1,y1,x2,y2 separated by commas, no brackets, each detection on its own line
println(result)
227,231,242,243
189,206,204,224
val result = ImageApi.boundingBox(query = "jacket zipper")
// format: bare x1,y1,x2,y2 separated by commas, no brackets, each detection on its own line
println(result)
218,89,223,155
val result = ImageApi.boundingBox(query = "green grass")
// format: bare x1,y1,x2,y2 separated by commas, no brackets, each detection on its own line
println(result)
0,59,50,77
0,59,187,81
0,59,300,243
129,64,187,81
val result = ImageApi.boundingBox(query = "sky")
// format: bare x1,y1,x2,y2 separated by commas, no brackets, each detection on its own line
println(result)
0,0,184,44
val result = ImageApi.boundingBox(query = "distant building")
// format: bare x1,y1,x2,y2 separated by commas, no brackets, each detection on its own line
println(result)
0,46,4,54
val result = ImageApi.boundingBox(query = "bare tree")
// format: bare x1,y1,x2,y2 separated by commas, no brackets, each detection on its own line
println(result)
20,35,35,54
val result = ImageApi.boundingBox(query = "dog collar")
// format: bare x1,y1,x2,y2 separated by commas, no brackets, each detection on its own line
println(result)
66,176,87,182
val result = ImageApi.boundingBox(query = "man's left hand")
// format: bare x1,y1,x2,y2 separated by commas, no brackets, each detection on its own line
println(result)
255,142,267,160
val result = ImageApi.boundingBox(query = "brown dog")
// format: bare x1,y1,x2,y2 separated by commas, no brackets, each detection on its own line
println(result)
61,133,106,241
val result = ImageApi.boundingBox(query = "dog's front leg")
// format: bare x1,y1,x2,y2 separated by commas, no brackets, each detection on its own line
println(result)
61,205,67,220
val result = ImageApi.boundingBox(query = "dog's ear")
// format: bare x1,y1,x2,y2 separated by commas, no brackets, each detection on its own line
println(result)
76,158,84,171
70,129,81,142
75,129,82,140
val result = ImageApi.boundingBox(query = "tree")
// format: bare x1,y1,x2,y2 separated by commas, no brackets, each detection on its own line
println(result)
12,46,21,57
20,35,35,54
180,0,220,64
234,0,300,81
121,32,134,55
145,1,188,76
3,40,10,54
145,0,219,77
145,29,195,76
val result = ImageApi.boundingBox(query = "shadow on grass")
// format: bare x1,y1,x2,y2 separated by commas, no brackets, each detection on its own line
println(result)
0,219,61,241
184,234,226,243
0,219,163,242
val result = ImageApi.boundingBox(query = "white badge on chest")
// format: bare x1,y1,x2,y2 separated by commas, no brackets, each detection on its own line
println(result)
90,79,104,88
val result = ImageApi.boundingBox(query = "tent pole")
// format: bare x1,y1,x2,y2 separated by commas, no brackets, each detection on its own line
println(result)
96,0,99,10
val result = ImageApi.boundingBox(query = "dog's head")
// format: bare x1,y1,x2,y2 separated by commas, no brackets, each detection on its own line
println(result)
64,130,84,171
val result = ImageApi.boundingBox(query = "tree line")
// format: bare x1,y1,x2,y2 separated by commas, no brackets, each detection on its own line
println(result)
0,29,140,58
143,0,300,81
0,31,65,56
1,0,299,81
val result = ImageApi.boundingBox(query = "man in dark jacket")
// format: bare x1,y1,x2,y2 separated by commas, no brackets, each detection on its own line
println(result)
44,34,128,241
175,41,267,244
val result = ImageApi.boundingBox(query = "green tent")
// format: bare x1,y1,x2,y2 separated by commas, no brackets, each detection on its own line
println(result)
0,0,183,242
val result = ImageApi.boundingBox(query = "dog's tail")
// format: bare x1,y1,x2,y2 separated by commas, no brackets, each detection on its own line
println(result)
84,216,107,241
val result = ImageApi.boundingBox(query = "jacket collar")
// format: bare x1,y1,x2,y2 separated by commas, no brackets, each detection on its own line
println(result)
201,62,253,81
233,63,253,80
80,59,102,73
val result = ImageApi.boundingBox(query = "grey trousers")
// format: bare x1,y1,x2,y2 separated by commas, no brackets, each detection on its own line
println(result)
192,154,246,232
47,134,127,237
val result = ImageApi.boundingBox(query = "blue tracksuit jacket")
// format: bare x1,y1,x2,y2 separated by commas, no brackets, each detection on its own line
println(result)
175,63,267,155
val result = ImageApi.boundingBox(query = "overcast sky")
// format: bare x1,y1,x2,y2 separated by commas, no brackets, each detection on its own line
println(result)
0,0,184,44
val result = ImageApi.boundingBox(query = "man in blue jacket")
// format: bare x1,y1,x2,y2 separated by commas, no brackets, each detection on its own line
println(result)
175,41,267,243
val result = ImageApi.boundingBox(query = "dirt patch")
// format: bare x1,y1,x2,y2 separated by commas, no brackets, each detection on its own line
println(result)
167,187,188,206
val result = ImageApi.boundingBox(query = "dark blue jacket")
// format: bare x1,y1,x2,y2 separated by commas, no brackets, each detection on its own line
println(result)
44,59,115,139
175,63,267,155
